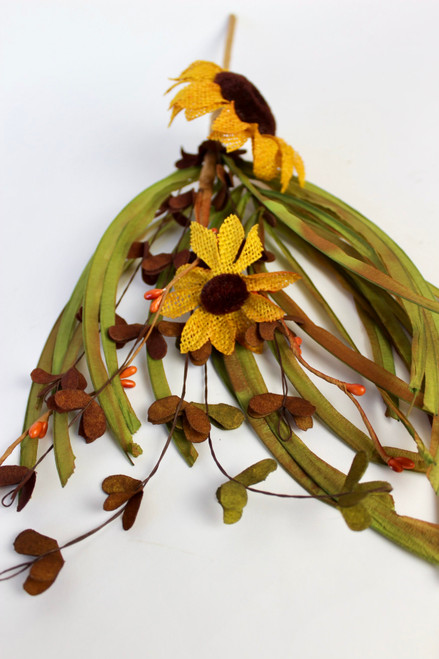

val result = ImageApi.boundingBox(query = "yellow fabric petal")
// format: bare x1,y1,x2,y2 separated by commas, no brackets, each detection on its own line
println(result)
229,310,253,337
169,60,223,88
190,222,220,271
232,224,263,273
180,308,212,353
169,81,226,123
243,271,300,292
209,104,252,152
216,214,245,273
209,315,237,355
173,266,210,291
161,288,200,319
211,103,250,133
252,131,279,181
209,128,250,152
242,293,285,322
275,138,294,193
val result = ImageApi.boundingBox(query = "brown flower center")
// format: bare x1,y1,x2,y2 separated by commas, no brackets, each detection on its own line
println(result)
200,274,249,315
214,71,276,136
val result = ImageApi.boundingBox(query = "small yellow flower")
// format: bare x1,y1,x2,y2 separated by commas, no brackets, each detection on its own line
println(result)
168,60,305,192
161,214,300,355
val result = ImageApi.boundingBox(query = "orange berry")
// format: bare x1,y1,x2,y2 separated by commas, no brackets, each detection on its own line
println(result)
388,456,415,472
29,421,43,439
345,383,366,396
120,366,137,379
144,288,164,300
150,296,163,313
387,458,404,473
120,379,136,389
39,421,48,438
293,336,302,346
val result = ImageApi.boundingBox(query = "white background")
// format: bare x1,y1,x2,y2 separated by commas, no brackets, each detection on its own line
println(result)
1,1,439,658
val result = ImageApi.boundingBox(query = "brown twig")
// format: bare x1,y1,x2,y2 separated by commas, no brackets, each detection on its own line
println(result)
223,14,237,70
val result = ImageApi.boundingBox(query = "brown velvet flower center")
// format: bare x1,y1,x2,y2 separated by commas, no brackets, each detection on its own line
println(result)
214,71,276,135
200,274,249,315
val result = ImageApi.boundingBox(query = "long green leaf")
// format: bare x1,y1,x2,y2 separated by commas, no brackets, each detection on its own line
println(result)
83,168,199,454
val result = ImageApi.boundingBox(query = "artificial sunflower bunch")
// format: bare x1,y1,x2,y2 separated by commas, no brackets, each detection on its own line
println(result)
2,40,439,596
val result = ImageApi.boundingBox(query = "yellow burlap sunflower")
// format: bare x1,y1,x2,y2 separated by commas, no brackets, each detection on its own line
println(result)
168,60,305,192
161,214,300,354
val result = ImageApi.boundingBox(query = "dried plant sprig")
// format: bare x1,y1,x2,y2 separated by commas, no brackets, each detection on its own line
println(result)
2,16,439,596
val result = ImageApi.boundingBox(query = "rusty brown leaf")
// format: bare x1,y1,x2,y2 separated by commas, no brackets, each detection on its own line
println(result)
0,465,31,487
182,416,209,443
126,241,145,259
167,190,194,210
102,474,143,494
157,320,184,337
247,393,283,418
146,328,167,360
284,397,316,417
54,389,91,411
189,341,212,366
79,401,106,442
60,367,87,391
16,472,37,512
14,530,65,596
30,368,59,385
103,492,133,511
148,396,186,424
184,404,211,435
257,322,278,341
108,322,145,345
14,529,59,556
122,491,143,530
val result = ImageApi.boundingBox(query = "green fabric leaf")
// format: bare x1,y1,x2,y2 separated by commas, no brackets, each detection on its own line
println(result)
216,458,277,524
341,504,372,531
216,481,248,524
192,402,245,429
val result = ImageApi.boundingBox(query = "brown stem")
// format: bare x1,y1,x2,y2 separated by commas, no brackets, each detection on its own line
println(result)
194,150,217,226
194,15,237,226
222,14,237,70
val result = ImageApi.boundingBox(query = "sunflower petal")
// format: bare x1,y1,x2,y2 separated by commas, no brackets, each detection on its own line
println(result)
209,104,252,152
242,293,285,322
210,315,237,354
232,224,263,273
252,131,279,180
275,138,295,193
173,266,210,291
180,308,212,353
217,214,245,273
169,81,226,123
243,271,300,292
190,222,220,270
161,288,200,318
169,60,223,88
